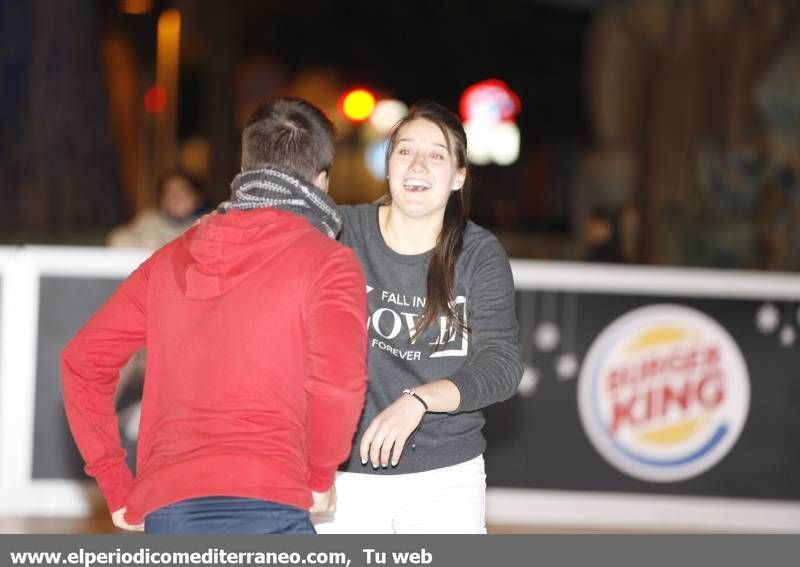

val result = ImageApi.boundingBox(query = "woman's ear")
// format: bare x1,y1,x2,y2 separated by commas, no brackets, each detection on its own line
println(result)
451,168,467,191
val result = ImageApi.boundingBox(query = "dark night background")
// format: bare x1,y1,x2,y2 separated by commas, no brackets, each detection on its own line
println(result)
2,0,799,260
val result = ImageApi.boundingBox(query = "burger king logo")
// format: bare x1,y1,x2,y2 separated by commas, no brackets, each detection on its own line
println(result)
577,305,750,482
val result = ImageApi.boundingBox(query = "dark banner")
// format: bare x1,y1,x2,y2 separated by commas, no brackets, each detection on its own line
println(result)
484,290,800,500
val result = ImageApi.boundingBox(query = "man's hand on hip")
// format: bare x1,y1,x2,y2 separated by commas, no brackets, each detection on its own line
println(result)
310,485,336,514
111,508,144,532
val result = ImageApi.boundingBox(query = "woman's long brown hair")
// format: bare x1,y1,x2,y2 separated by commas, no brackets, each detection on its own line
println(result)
384,101,472,342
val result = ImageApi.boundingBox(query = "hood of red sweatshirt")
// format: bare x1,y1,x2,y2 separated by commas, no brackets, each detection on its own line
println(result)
177,208,320,300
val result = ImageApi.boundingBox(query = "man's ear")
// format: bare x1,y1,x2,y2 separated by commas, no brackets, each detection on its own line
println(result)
314,170,330,193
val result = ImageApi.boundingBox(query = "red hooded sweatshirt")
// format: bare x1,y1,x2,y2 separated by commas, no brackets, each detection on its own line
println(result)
62,208,367,525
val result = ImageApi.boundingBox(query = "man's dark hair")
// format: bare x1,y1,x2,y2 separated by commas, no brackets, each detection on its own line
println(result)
241,97,335,183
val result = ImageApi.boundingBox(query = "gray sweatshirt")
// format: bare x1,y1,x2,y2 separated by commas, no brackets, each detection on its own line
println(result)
338,204,523,474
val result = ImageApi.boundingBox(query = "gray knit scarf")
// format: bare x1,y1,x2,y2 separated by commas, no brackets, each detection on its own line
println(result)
219,168,342,238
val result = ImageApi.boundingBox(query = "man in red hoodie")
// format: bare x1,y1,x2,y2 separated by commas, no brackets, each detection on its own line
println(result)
61,98,368,533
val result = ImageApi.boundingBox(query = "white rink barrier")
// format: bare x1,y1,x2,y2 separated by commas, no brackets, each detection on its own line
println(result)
0,246,798,532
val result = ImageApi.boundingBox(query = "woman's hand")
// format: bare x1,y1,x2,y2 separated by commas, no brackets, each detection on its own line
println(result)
359,380,460,468
359,394,426,468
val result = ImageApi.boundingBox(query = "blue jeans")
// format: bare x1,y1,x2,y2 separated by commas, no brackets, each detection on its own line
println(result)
145,496,316,534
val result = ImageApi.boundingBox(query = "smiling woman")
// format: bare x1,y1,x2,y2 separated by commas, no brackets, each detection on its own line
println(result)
381,104,471,339
314,102,523,534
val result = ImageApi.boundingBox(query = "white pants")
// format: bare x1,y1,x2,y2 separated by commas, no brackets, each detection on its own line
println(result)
313,455,486,534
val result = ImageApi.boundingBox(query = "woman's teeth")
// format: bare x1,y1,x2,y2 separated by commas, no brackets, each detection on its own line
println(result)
403,179,431,192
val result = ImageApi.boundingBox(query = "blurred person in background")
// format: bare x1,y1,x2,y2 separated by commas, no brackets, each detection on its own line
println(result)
107,168,207,249
62,97,367,534
583,207,624,263
314,101,523,534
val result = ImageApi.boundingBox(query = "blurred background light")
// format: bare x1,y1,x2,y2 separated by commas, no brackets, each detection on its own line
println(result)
118,0,152,15
339,88,376,122
157,8,181,37
153,8,182,198
365,139,389,181
780,324,796,348
461,79,521,166
143,85,167,114
369,99,408,134
464,119,520,166
464,120,492,166
489,121,521,165
459,79,521,124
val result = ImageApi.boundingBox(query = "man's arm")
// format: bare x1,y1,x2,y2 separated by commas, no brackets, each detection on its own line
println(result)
61,256,152,525
303,246,368,498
